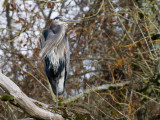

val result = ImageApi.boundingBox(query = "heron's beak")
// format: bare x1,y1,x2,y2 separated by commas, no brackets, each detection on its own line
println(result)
64,19,81,24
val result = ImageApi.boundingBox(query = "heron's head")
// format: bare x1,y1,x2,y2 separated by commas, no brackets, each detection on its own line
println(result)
50,16,80,30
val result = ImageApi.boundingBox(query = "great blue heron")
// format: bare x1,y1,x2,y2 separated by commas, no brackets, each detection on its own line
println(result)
40,16,79,98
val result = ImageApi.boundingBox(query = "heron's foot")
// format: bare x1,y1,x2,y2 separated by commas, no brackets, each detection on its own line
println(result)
56,98,58,107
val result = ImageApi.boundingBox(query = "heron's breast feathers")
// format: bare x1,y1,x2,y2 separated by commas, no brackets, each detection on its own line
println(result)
47,44,66,72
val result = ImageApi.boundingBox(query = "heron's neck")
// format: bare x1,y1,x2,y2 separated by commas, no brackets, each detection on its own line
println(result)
52,25,65,35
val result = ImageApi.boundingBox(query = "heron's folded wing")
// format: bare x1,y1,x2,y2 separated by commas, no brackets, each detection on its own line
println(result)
40,29,65,58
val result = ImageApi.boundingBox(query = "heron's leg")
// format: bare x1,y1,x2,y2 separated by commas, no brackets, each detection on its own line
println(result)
56,80,58,107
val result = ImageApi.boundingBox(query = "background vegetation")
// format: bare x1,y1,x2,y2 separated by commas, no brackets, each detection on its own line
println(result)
0,0,160,119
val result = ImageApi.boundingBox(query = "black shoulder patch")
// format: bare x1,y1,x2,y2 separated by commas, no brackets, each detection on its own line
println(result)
43,29,49,40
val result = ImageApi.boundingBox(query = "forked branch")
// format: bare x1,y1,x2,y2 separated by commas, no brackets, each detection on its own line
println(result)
0,72,64,120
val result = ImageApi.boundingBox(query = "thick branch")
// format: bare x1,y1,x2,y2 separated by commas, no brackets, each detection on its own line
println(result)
0,72,64,120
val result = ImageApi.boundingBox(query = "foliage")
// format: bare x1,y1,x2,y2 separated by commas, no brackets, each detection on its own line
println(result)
0,0,160,119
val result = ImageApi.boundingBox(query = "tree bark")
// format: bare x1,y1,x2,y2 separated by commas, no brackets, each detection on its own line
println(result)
0,72,64,120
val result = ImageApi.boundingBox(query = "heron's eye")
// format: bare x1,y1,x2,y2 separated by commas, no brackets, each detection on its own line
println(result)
55,19,62,21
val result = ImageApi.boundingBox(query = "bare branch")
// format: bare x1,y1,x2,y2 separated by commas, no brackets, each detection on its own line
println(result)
0,72,64,120
62,81,130,105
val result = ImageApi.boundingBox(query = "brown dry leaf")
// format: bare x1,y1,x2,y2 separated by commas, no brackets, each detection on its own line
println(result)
115,59,123,67
127,64,132,73
37,14,42,19
47,3,54,9
104,72,109,77
11,0,16,10
130,53,134,57
15,17,25,23
25,8,29,12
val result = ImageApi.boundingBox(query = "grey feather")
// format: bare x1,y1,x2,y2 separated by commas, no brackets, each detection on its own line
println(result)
39,16,76,96
40,25,65,58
